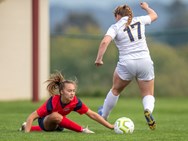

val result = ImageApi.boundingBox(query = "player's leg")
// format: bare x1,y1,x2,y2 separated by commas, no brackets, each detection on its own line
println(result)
101,70,131,120
137,79,155,113
137,79,156,129
30,125,42,131
42,112,85,132
41,112,62,131
59,116,94,133
136,58,156,129
59,116,83,132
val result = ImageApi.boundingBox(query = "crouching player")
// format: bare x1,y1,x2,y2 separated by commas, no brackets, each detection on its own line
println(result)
19,71,114,133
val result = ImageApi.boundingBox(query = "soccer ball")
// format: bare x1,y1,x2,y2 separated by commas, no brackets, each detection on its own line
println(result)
114,117,134,134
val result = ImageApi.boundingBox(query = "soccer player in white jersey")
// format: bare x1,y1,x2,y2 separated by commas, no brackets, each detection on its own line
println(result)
95,2,158,130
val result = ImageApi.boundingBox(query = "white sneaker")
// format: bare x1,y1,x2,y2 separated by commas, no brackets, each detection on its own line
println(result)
82,126,95,134
19,122,26,131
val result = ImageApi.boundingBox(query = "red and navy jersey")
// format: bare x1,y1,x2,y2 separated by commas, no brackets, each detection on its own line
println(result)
36,95,89,117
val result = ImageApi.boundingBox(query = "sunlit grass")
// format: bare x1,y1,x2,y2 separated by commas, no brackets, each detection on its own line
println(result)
0,97,188,141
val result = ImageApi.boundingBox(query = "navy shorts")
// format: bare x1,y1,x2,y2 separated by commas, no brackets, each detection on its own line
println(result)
38,117,47,131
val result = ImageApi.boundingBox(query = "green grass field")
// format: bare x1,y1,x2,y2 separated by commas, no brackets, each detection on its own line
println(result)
0,97,188,141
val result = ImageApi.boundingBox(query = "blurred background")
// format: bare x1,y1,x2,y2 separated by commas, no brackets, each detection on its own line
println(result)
0,0,188,101
50,0,188,98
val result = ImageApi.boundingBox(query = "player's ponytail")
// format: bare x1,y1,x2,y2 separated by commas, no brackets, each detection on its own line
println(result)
45,71,65,95
123,5,133,29
114,4,133,29
45,71,77,96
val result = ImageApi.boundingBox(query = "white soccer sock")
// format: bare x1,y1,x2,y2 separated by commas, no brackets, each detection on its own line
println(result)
142,95,155,113
102,90,119,120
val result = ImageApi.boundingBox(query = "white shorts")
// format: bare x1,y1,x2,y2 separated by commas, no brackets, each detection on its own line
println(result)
116,58,154,81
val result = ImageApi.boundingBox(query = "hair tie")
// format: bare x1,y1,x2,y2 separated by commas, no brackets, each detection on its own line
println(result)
123,5,127,9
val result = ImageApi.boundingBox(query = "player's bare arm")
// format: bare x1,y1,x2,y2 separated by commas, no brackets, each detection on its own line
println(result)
25,111,39,132
95,35,112,66
140,2,158,22
85,109,114,129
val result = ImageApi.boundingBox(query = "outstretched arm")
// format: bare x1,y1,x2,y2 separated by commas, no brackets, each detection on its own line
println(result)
95,35,112,67
85,109,114,129
140,2,158,22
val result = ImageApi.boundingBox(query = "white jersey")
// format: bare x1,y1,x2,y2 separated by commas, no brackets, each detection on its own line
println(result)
106,15,152,61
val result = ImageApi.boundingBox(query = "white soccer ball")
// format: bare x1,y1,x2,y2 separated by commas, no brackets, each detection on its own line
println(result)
114,117,134,134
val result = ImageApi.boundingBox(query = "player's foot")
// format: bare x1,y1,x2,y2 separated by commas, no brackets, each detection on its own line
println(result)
98,105,109,120
98,105,103,116
82,126,95,134
18,122,26,131
144,109,156,130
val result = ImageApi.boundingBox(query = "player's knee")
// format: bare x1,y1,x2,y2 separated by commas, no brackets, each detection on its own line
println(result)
49,112,62,123
111,88,121,96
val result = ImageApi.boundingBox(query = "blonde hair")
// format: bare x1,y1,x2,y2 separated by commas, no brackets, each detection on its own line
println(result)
114,4,133,29
45,71,77,96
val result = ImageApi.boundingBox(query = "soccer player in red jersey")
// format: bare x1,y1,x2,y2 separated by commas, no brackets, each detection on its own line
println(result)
20,71,114,133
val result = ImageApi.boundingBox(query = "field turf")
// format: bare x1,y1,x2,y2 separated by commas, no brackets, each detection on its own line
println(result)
0,97,188,141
